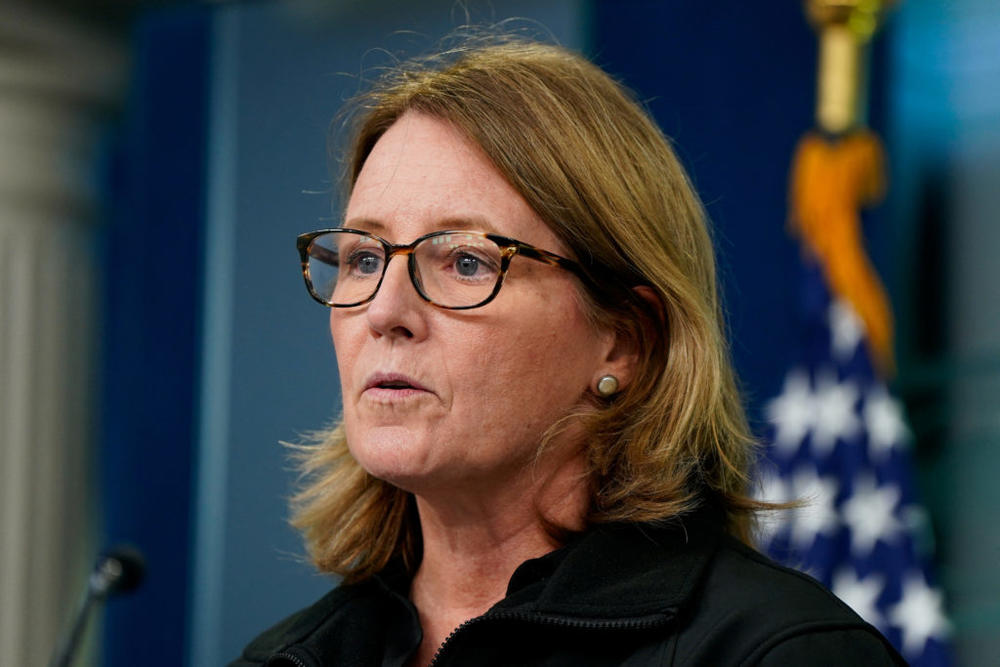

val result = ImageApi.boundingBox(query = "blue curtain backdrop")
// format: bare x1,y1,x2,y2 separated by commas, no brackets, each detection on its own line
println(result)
100,7,210,666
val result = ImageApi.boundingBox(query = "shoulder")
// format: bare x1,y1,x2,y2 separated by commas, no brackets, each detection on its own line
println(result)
705,535,861,623
674,533,905,665
228,580,377,666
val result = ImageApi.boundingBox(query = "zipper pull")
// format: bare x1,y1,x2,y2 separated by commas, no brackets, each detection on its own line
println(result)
263,647,317,667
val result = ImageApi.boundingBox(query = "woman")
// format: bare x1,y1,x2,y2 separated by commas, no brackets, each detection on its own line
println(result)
233,38,903,666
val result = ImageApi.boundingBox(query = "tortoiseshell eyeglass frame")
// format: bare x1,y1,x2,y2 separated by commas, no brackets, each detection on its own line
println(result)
296,228,591,310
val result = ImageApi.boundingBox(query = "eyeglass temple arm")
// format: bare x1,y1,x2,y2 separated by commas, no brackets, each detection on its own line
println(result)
306,243,339,267
513,241,634,302
514,243,587,277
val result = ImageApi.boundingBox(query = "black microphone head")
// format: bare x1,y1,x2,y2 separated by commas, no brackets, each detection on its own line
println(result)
92,545,145,596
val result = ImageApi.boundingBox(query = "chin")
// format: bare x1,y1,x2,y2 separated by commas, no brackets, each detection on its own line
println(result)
345,424,435,490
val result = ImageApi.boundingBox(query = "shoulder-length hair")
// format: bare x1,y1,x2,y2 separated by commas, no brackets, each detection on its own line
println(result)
291,36,761,583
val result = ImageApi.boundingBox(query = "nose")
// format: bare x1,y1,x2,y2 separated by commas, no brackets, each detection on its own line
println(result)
364,254,428,340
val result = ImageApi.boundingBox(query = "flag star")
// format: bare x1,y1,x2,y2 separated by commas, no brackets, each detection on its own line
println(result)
755,466,792,505
832,568,885,629
863,385,911,461
841,475,901,557
811,369,860,457
766,369,814,458
829,300,865,361
888,571,950,658
789,466,839,551
753,467,792,544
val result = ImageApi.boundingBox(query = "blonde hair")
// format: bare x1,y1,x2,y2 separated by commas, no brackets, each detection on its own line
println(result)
292,37,761,583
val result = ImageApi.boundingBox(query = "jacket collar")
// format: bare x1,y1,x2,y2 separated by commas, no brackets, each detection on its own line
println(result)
497,504,724,619
243,504,725,665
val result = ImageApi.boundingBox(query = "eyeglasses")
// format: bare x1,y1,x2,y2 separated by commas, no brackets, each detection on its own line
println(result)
297,228,588,309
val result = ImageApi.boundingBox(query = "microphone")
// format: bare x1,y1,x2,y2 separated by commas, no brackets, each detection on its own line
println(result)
50,545,145,667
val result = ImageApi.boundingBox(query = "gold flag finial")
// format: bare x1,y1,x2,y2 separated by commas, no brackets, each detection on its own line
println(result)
804,0,897,134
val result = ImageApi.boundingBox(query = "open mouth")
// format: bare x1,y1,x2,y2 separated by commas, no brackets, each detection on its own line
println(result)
377,380,414,390
365,373,428,395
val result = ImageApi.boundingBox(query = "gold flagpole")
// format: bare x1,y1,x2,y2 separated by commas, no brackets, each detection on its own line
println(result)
790,0,899,375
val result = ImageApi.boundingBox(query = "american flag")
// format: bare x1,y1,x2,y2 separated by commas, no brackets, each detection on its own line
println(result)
756,261,951,665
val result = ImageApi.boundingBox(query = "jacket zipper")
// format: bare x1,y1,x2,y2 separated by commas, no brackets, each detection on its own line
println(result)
427,609,674,666
264,649,312,667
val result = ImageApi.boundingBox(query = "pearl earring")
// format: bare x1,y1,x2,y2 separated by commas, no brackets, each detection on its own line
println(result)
596,375,620,397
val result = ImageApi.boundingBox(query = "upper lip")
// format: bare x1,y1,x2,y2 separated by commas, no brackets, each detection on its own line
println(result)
363,372,430,392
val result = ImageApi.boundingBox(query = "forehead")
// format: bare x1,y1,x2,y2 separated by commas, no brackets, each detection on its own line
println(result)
345,112,565,252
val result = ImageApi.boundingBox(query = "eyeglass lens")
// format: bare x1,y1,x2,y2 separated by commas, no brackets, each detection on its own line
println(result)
306,231,504,307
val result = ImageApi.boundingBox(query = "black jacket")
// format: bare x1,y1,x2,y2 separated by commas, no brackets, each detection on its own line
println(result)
231,508,905,666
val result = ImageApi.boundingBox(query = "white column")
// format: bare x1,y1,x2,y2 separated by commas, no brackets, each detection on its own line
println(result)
0,4,124,664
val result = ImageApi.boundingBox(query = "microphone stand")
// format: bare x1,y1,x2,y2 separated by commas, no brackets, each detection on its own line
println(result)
49,546,145,667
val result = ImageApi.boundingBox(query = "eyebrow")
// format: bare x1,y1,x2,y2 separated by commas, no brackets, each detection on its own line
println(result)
342,215,501,238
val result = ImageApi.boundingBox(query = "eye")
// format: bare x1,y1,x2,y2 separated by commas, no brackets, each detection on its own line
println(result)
444,245,498,282
415,233,502,288
345,248,384,276
454,252,485,277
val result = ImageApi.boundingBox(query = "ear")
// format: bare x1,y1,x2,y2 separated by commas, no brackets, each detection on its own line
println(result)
592,285,664,395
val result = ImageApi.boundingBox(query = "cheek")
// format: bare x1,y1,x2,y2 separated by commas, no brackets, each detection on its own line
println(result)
329,310,348,345
460,304,599,414
329,314,360,390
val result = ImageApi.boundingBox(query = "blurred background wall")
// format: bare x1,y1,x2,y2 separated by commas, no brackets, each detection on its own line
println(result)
0,0,996,665
0,4,123,664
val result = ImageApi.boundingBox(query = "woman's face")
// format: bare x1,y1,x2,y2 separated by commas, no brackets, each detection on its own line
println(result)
331,111,618,499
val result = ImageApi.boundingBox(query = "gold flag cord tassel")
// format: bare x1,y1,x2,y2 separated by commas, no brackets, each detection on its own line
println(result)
789,131,895,375
793,0,899,376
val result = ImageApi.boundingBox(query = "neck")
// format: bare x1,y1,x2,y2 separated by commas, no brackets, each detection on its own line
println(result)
406,453,588,665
